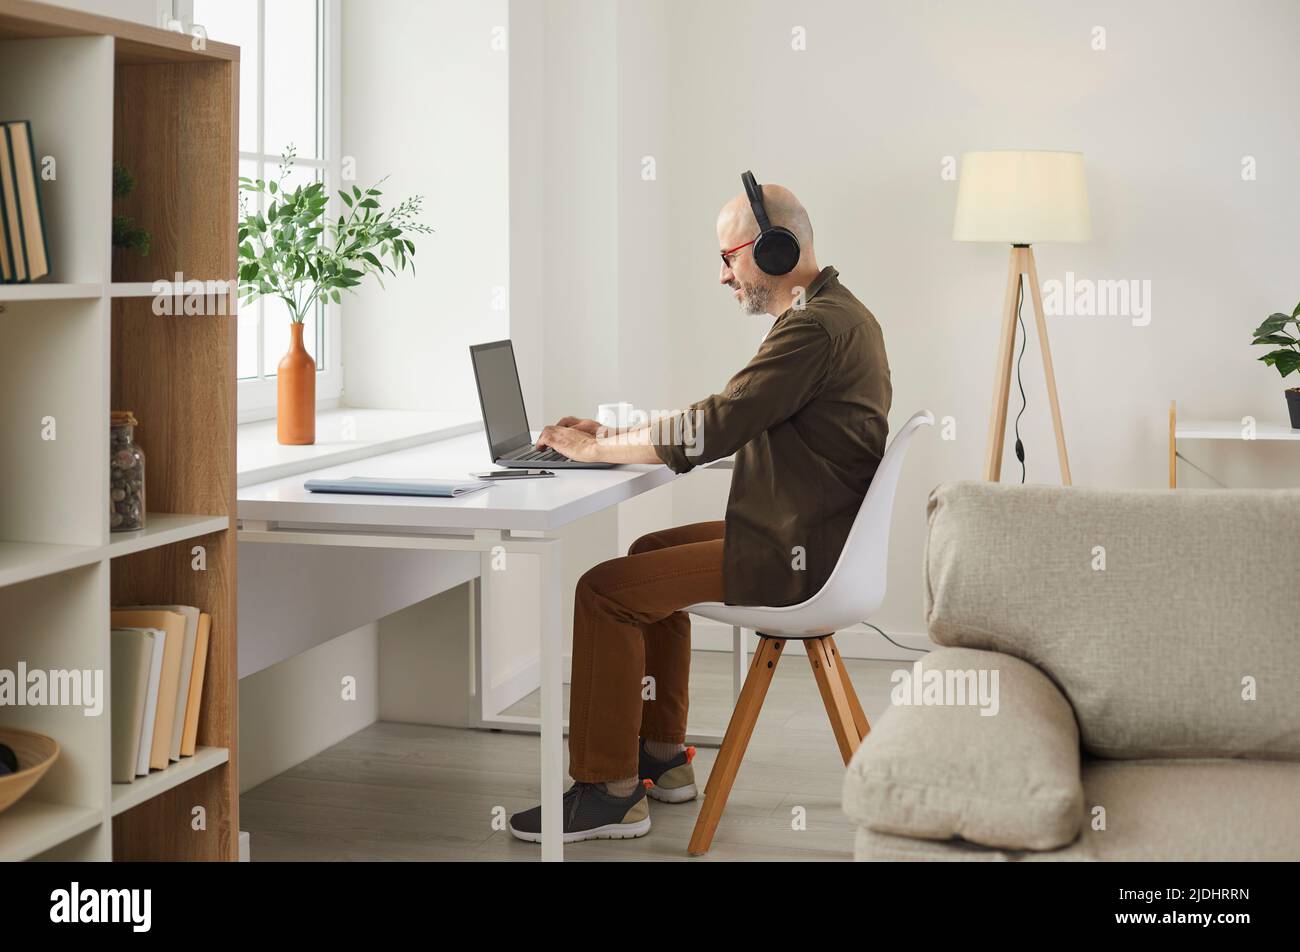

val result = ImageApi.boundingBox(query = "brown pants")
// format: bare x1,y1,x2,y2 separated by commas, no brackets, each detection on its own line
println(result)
568,521,726,782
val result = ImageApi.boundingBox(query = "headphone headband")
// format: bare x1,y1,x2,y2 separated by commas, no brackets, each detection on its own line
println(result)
741,170,773,232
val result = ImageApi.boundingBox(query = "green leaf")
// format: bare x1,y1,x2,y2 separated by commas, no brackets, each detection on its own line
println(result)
1252,313,1294,337
1268,350,1300,377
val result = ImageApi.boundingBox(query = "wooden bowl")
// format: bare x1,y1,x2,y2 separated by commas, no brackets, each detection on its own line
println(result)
0,728,60,814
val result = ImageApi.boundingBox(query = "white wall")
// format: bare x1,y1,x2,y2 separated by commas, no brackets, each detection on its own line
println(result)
549,0,1300,638
339,0,510,413
47,0,162,25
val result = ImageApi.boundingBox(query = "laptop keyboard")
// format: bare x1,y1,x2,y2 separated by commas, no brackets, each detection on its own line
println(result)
513,448,569,463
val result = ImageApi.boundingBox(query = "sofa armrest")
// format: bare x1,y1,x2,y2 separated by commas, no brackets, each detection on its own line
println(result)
842,646,1084,851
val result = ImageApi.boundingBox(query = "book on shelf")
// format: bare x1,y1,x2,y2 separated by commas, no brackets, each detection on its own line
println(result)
134,604,200,762
0,120,50,283
110,608,185,772
109,628,155,784
180,613,211,757
134,627,166,778
0,122,21,282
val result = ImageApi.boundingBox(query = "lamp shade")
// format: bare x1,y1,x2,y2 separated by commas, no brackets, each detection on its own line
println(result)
952,150,1091,243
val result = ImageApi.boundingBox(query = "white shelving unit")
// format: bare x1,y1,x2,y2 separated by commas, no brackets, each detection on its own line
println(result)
0,283,103,301
0,801,104,863
111,746,229,817
105,514,232,559
0,0,240,862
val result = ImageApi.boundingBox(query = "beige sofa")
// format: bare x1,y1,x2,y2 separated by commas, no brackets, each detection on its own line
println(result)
842,481,1300,861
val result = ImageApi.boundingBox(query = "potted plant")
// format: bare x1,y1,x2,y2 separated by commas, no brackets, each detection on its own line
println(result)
1250,302,1300,430
238,148,432,444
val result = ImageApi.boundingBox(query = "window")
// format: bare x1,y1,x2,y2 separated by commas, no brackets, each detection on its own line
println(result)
176,0,342,421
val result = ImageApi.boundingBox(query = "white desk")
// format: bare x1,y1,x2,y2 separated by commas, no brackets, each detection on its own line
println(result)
1168,403,1300,488
238,428,695,861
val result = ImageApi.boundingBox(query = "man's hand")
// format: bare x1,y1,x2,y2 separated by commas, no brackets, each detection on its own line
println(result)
536,424,600,462
554,416,602,436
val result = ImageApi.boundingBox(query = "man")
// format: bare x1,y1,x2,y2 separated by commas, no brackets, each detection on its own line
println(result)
507,180,891,844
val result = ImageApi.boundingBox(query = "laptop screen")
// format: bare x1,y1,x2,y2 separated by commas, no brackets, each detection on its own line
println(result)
470,340,532,459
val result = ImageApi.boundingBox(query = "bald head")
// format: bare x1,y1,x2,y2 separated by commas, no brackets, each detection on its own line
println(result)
717,182,819,316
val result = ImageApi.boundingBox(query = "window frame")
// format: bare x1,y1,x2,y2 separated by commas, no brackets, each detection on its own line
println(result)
174,0,344,423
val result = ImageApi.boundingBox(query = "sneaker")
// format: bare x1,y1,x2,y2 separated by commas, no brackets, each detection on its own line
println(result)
638,739,699,803
508,781,652,844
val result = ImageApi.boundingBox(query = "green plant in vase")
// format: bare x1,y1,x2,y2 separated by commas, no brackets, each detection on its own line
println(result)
1250,302,1300,430
237,147,433,444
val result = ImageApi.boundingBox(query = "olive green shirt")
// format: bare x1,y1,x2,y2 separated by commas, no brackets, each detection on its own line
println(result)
654,266,892,607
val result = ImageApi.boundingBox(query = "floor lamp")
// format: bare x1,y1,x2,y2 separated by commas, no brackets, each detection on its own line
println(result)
953,150,1091,485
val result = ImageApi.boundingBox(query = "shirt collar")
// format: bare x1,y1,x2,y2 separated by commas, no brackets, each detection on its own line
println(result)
805,266,838,300
775,266,838,322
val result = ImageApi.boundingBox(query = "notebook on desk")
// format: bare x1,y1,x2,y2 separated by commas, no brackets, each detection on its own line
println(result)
304,476,491,497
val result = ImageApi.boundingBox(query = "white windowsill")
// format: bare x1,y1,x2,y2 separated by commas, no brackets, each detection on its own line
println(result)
237,408,482,487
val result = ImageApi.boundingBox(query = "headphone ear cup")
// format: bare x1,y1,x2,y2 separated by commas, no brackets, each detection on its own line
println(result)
752,227,800,276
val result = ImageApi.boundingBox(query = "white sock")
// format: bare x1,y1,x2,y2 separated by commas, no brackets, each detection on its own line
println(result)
644,739,685,761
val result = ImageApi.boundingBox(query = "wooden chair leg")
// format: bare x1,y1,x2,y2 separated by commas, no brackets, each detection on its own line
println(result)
804,636,862,765
688,636,784,856
824,634,870,742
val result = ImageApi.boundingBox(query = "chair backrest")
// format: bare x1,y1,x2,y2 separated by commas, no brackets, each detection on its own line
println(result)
794,409,934,624
684,409,933,636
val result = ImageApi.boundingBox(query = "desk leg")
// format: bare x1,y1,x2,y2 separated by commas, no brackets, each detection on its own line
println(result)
732,627,748,703
538,538,565,862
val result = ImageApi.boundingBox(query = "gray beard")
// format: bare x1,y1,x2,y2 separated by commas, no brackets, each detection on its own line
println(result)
738,280,774,315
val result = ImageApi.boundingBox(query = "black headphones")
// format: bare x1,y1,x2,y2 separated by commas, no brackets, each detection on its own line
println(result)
741,170,801,275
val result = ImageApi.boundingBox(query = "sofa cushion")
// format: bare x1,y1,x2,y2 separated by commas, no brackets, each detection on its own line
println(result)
842,646,1083,851
853,758,1300,861
924,482,1300,760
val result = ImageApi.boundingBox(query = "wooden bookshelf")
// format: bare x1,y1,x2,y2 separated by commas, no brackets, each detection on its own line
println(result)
0,0,238,861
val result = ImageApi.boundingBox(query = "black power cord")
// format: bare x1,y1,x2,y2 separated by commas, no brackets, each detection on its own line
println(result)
860,282,1029,656
1013,273,1028,484
862,620,929,653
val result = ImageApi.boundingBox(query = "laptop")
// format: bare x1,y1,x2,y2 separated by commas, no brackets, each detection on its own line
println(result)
470,340,614,469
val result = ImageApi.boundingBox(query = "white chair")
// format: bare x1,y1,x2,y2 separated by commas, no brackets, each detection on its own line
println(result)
684,410,934,855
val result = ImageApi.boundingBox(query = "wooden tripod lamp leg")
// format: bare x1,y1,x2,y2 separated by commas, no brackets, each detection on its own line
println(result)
1169,400,1177,489
984,247,1025,481
1024,247,1072,485
689,636,783,856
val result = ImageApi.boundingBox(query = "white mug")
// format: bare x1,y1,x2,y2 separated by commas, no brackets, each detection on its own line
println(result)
597,401,644,430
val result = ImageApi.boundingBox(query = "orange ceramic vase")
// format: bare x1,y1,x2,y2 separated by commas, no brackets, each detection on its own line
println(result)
277,321,316,445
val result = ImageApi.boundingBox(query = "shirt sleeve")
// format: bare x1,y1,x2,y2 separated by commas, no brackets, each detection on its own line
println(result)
653,315,832,474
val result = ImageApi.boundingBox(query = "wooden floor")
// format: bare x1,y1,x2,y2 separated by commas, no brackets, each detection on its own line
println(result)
240,650,904,861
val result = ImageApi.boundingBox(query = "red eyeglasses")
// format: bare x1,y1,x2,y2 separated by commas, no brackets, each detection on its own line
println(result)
719,238,756,269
